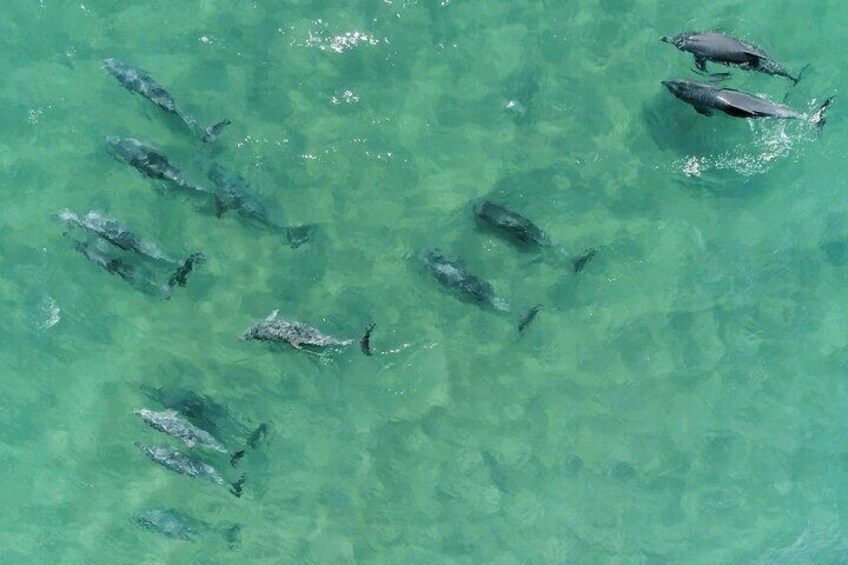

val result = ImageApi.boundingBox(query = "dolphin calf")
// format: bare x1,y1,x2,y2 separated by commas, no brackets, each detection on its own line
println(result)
661,31,802,83
134,508,241,548
242,310,353,350
102,58,231,143
107,137,209,195
135,408,228,453
135,442,245,497
207,163,315,248
662,80,832,126
421,250,510,312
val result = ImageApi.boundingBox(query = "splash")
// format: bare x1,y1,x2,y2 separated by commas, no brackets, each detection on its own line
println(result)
38,296,61,329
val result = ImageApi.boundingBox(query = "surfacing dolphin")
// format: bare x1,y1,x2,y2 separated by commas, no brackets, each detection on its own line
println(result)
241,310,353,351
102,58,231,143
662,79,832,126
421,250,510,312
107,137,209,196
207,163,315,248
661,31,803,84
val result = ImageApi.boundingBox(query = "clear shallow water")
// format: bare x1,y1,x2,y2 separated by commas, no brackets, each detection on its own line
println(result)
2,1,848,562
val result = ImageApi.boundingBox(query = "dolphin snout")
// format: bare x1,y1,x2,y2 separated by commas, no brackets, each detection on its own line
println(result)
660,36,671,43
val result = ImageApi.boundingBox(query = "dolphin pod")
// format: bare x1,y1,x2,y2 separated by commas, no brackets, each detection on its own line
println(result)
661,30,833,126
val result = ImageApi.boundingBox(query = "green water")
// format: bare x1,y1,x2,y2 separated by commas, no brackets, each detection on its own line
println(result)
2,0,848,562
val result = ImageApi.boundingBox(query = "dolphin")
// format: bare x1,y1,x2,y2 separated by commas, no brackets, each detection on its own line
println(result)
421,250,510,312
140,386,250,441
661,31,802,83
241,310,353,350
68,237,202,296
70,239,172,298
102,58,230,143
107,137,209,195
134,508,241,548
473,199,555,249
135,442,245,497
134,408,228,453
57,210,178,264
661,79,832,126
207,163,315,248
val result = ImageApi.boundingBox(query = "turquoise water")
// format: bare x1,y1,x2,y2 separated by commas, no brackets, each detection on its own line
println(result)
3,0,848,562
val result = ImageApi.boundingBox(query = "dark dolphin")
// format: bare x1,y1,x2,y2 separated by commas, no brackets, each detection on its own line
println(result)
107,137,209,196
421,250,510,312
102,58,230,143
134,508,240,548
473,199,555,248
662,79,832,126
207,163,315,248
661,31,802,83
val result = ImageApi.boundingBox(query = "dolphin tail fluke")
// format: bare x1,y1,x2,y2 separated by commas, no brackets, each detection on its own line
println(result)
812,96,833,128
790,63,811,86
229,475,246,498
229,450,246,468
202,119,232,143
360,323,376,356
168,253,206,287
573,248,598,274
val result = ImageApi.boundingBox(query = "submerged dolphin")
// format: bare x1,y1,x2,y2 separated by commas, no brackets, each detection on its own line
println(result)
207,163,315,248
473,200,555,248
68,237,202,296
102,58,231,143
242,310,353,350
135,442,245,497
662,80,832,126
70,239,172,298
421,250,510,312
140,386,249,440
661,31,802,84
134,508,240,548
